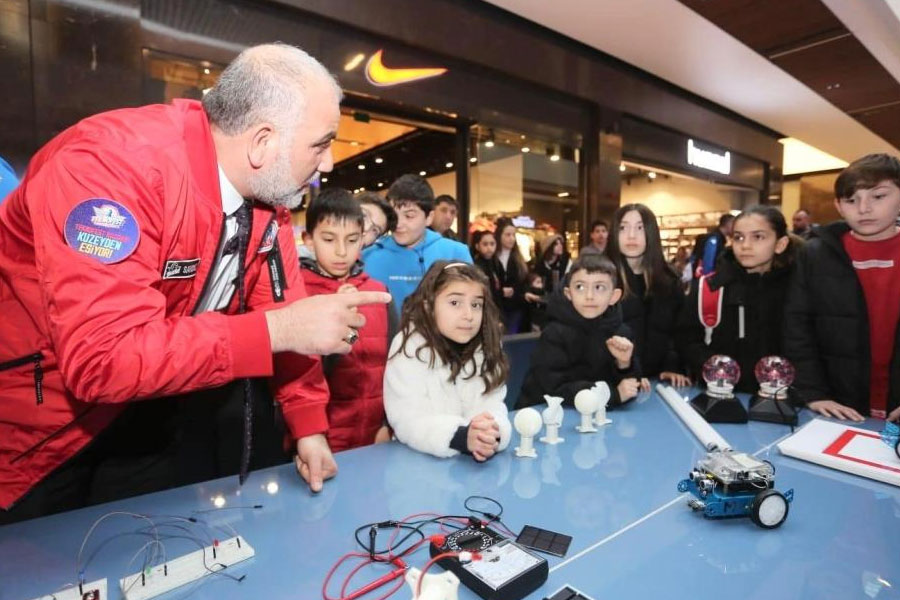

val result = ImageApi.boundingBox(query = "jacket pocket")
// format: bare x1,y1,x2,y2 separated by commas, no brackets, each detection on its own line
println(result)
0,352,43,405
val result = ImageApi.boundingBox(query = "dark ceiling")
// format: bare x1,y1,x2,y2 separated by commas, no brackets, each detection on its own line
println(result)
679,0,900,150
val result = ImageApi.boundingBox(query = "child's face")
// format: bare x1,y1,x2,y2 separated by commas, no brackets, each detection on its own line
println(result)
305,216,363,279
835,180,900,241
360,203,388,247
392,201,432,247
476,235,496,259
434,280,484,344
617,210,646,259
732,214,788,273
564,269,622,320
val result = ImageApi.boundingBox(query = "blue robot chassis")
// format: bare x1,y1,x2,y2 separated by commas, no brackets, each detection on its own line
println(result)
677,450,794,529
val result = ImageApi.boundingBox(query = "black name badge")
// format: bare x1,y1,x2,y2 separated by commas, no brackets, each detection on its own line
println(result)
162,258,201,279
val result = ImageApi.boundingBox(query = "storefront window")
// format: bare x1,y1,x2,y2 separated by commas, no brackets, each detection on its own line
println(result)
469,125,581,263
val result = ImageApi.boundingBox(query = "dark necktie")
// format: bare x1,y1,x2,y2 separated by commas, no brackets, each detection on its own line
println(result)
230,202,255,485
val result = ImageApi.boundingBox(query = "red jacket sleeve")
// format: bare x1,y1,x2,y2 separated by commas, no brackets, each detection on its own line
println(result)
29,146,274,403
247,216,330,440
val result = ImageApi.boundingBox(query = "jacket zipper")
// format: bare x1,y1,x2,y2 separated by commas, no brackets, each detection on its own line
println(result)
0,352,44,405
10,406,96,464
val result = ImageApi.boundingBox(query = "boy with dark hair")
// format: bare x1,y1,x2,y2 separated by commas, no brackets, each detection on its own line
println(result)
431,194,459,239
363,174,471,318
300,188,392,451
516,254,640,408
581,219,609,255
355,191,397,248
784,153,900,422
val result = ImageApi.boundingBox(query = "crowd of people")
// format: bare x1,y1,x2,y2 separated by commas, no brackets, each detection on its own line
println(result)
1,43,898,525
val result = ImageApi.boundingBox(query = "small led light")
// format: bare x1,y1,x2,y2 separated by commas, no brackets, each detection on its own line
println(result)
266,481,279,495
445,162,454,168
358,164,366,170
374,157,383,164
212,495,226,508
419,170,427,176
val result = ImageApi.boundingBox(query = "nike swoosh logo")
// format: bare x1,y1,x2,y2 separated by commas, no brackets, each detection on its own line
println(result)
365,50,447,87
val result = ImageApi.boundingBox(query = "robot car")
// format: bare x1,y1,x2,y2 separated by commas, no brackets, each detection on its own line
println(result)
677,450,794,529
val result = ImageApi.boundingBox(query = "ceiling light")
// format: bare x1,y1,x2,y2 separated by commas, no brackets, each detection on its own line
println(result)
557,191,570,198
377,182,384,188
445,162,454,168
419,170,427,176
470,156,478,163
374,157,383,164
550,154,560,162
648,171,657,179
521,147,530,153
520,135,526,140
344,53,366,71
321,177,328,183
203,67,210,75
358,164,366,170
485,140,495,148
619,163,626,172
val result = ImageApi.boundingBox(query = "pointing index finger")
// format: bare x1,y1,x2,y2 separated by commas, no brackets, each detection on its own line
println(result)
341,291,392,308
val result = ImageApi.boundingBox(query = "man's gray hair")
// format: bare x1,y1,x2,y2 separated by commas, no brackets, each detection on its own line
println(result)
203,43,342,135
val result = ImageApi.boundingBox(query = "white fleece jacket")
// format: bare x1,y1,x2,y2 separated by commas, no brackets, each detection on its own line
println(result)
384,331,512,458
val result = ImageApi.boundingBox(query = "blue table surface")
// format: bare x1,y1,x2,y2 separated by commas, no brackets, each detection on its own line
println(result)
2,387,898,600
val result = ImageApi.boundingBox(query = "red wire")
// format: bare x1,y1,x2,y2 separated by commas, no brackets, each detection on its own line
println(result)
416,552,459,598
322,511,474,600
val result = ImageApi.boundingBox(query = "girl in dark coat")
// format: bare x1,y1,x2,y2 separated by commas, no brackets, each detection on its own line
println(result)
494,217,530,333
608,204,690,389
534,233,571,295
471,230,504,311
676,205,797,393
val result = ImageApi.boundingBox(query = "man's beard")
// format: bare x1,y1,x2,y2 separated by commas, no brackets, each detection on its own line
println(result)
248,141,309,210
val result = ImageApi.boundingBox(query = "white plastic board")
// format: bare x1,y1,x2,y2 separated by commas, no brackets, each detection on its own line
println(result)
119,536,254,600
777,419,900,487
28,578,107,600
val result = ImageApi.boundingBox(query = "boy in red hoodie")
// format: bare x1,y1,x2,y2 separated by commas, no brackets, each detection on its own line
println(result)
300,189,392,451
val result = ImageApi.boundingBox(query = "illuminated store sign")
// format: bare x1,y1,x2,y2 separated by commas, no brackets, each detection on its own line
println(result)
687,139,731,175
365,50,447,87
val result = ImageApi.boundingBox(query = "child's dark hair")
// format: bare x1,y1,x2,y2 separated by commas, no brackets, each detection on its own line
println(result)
394,261,509,393
834,153,900,199
718,213,735,229
564,253,619,288
435,194,458,209
607,203,677,298
734,205,798,270
306,188,364,233
355,191,398,233
470,230,495,259
386,174,435,215
526,271,543,287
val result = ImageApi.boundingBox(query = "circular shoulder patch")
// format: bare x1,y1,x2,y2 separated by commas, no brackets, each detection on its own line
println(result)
64,198,141,264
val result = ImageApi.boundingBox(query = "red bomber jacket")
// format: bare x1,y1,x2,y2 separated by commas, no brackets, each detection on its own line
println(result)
0,100,328,509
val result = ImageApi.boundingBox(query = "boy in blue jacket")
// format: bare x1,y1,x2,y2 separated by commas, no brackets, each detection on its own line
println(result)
363,174,471,318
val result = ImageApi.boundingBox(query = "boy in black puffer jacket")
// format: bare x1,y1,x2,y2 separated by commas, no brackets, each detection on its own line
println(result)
784,154,900,422
516,254,641,409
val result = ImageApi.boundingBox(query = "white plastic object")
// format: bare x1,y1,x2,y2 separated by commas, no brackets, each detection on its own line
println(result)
574,389,599,432
540,395,565,444
30,579,107,600
656,383,732,451
513,408,542,458
406,567,460,600
592,382,612,426
119,536,254,600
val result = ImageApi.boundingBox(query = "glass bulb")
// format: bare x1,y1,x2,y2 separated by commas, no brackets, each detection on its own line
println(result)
754,356,795,397
701,354,741,387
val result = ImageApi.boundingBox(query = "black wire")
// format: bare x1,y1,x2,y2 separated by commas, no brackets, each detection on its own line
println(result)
463,495,503,522
353,515,468,560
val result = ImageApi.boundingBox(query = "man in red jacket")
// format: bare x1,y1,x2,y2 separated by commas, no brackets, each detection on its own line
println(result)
0,43,389,522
